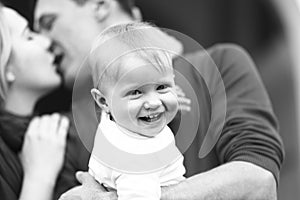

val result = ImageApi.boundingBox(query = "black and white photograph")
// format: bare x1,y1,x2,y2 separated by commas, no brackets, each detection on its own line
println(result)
0,0,297,199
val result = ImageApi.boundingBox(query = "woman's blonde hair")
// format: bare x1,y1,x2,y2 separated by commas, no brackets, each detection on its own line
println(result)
0,4,12,101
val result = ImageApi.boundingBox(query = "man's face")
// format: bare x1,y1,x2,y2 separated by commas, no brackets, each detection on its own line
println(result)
35,0,102,88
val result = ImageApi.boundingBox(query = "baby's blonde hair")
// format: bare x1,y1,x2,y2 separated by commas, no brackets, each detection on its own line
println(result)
89,22,180,93
0,4,12,101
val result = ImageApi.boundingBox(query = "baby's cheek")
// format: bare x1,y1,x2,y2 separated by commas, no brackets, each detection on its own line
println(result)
163,93,179,117
113,101,138,128
126,100,144,116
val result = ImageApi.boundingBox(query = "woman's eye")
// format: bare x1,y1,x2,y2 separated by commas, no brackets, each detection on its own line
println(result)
27,35,34,40
23,29,34,40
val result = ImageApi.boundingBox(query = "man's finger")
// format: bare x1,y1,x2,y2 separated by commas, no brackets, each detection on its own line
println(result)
76,171,106,192
60,194,82,200
59,186,82,200
179,105,191,112
178,97,191,104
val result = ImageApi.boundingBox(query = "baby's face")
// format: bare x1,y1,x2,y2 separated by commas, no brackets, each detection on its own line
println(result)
105,54,178,137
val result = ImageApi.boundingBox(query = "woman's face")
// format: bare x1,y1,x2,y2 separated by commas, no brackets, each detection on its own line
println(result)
4,8,61,94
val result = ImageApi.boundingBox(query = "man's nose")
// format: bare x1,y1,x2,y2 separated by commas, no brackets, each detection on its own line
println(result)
48,41,63,57
35,34,52,49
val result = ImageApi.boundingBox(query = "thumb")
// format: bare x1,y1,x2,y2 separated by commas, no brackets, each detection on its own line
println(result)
76,171,95,185
76,171,106,191
60,195,82,200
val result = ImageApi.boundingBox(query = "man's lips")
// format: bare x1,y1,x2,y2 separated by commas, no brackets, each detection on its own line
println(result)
48,42,64,74
50,51,64,76
53,52,63,65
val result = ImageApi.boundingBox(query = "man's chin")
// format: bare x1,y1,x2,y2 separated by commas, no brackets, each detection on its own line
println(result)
64,60,94,89
64,76,76,90
62,68,80,89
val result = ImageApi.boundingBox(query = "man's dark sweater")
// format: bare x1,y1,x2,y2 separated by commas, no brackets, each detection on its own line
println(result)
169,44,284,185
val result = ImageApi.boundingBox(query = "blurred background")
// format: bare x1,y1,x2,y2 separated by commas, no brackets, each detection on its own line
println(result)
2,0,299,199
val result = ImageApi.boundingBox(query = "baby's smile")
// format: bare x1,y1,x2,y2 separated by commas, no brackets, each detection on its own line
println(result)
138,112,164,123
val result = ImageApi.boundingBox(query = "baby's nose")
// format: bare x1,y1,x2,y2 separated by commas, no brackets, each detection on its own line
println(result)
144,98,163,110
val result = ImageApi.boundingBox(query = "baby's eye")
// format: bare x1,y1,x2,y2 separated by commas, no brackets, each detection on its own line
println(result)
128,90,142,96
157,84,169,91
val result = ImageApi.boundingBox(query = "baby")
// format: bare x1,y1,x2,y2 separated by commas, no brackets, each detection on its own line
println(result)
88,22,185,200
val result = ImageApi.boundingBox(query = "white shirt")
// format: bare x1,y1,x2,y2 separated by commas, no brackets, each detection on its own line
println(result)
89,113,186,200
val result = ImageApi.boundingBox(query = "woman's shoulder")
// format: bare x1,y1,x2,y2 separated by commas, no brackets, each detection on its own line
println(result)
0,108,31,152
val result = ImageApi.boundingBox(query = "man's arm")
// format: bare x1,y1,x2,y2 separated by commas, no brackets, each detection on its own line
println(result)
60,162,276,200
59,172,117,200
162,161,276,200
165,44,284,200
59,44,284,200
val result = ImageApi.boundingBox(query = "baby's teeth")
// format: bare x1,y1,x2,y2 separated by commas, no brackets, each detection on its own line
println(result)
149,114,159,119
144,114,160,120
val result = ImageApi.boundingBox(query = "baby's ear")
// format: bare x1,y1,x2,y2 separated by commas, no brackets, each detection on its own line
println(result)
91,88,110,113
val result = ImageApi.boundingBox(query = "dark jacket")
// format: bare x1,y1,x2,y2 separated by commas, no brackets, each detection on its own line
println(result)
0,110,90,200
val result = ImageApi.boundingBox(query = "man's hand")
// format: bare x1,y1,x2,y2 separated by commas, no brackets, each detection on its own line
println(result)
175,85,191,113
59,171,117,200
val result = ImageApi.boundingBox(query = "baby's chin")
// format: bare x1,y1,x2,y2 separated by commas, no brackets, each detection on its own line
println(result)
118,116,168,138
136,125,166,138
